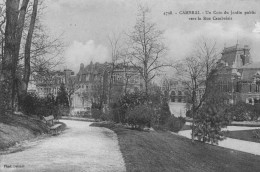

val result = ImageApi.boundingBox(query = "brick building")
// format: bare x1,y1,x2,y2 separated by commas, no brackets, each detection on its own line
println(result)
70,61,143,114
217,44,260,105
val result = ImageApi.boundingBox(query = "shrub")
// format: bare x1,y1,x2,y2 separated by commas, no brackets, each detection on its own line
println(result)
194,105,230,144
19,92,39,116
158,100,171,125
252,129,260,139
19,93,59,118
126,104,153,130
100,112,112,121
226,102,257,121
165,116,186,132
91,109,102,121
109,102,124,123
185,110,192,118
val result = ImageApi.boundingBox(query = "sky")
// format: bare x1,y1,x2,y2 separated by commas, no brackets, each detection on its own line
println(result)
42,0,260,73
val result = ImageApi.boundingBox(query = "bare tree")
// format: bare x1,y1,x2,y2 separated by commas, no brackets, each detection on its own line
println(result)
22,0,38,93
174,39,220,142
0,2,6,61
107,32,125,103
127,5,167,96
0,0,30,113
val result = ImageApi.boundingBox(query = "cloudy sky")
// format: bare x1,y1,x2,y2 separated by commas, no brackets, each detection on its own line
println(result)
42,0,260,73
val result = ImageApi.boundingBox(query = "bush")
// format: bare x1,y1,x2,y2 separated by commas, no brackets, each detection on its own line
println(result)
126,104,153,130
91,109,102,121
108,92,148,123
165,116,186,132
194,105,230,144
226,102,257,121
185,110,192,118
19,93,59,118
158,100,171,125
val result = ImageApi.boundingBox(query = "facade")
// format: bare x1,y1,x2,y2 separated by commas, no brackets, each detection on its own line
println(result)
70,62,108,112
217,44,260,105
70,62,143,114
28,61,144,115
28,70,74,97
108,63,143,102
161,79,190,117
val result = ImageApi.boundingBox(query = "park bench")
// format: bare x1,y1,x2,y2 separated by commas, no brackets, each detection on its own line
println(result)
43,115,62,135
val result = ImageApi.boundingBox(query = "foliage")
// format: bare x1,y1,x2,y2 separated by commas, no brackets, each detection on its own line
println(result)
225,101,258,121
252,129,260,139
194,105,230,144
158,98,171,125
165,116,186,132
19,93,59,118
186,110,192,118
109,91,148,123
91,109,102,121
56,83,69,107
91,102,102,120
126,104,153,129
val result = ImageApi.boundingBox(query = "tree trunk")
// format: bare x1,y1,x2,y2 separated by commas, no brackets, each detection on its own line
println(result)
1,0,20,114
11,0,29,110
23,0,38,93
1,0,29,114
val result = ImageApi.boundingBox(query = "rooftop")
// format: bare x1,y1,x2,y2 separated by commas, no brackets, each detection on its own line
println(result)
239,62,260,69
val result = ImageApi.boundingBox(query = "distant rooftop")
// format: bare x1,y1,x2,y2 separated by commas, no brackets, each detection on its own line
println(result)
222,44,250,53
239,62,260,69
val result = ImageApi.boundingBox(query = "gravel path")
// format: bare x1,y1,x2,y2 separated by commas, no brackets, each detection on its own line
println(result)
178,126,260,155
0,120,126,172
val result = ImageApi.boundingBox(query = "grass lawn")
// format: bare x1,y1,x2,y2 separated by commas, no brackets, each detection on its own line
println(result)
91,122,260,172
224,130,260,143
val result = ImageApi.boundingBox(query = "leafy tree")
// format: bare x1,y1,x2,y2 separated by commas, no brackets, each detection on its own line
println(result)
174,39,220,142
159,98,171,125
56,83,69,107
193,70,230,144
126,104,153,130
194,104,230,144
226,101,257,121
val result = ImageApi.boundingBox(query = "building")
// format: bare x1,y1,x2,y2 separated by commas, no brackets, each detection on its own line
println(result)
70,62,108,113
28,61,144,115
161,79,190,117
108,63,143,102
28,69,75,97
217,43,260,105
70,61,143,114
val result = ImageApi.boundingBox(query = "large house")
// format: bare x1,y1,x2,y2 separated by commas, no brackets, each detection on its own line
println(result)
69,61,144,114
28,61,144,115
28,70,74,97
217,44,260,105
162,43,260,116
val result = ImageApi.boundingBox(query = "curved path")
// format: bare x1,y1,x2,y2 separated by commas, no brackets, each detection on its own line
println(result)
178,125,260,156
0,120,126,172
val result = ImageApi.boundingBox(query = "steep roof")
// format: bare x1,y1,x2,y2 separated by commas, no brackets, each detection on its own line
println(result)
239,62,260,81
239,62,260,69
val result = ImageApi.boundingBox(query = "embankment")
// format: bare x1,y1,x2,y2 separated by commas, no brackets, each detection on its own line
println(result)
0,113,48,150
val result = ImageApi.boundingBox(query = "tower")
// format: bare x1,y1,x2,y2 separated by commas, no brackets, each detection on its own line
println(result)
220,44,251,68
